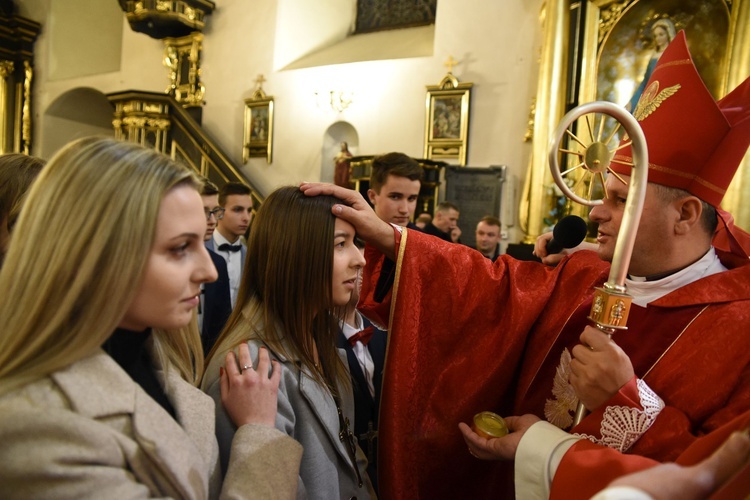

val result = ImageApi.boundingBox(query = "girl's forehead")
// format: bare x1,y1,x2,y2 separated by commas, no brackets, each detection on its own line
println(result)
334,217,356,234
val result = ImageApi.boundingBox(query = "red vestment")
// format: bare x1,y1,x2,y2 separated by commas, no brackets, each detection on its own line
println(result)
551,409,750,499
361,228,750,499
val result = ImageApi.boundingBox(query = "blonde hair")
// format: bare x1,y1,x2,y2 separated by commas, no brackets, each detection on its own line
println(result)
0,137,204,395
207,186,349,397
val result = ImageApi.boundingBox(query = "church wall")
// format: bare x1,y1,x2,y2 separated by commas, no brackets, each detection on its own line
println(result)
22,0,544,242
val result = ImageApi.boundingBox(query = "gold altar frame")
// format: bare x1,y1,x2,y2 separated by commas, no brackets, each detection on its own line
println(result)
580,0,750,227
423,73,472,166
243,88,274,164
523,0,750,241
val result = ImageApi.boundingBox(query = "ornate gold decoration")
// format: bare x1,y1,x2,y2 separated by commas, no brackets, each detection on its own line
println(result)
443,55,458,73
589,288,632,328
423,70,473,165
122,0,214,38
112,97,171,153
0,60,14,78
243,76,274,163
524,0,748,241
597,1,633,45
522,0,568,243
21,61,32,155
0,61,14,154
163,32,205,107
632,81,681,121
524,97,537,142
544,348,577,429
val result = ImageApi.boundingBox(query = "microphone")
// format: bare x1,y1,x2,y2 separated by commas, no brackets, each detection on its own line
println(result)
546,215,588,254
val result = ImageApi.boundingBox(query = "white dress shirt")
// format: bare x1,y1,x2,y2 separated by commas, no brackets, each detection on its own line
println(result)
212,231,243,308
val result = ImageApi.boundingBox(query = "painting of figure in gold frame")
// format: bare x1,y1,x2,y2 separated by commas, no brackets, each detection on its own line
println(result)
243,88,274,164
593,0,730,111
571,0,750,225
424,73,472,166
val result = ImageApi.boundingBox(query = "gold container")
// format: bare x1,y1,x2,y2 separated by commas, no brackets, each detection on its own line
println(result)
472,411,509,439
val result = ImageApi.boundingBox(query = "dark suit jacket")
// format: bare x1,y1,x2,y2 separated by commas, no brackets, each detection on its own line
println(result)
423,222,452,242
337,316,387,494
202,248,232,355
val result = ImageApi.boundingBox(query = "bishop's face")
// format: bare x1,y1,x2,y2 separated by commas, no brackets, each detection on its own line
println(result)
588,173,678,277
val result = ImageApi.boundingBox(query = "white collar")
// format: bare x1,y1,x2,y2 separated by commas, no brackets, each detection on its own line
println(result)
625,248,727,307
339,311,364,341
213,230,239,248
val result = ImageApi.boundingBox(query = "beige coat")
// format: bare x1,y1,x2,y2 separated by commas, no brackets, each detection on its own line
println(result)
0,350,302,499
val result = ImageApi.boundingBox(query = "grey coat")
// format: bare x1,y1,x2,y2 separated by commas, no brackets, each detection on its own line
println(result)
0,350,302,499
204,340,375,500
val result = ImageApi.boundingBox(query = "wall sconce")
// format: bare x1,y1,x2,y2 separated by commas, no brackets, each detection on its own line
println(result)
315,90,353,113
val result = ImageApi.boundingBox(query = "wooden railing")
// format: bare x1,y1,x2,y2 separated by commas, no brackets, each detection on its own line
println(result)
107,90,262,207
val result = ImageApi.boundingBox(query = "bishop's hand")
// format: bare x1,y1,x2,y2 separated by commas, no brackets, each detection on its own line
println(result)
569,326,634,411
459,414,541,461
300,182,396,260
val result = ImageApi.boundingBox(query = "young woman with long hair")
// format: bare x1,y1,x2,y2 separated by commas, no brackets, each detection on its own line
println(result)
0,137,301,498
203,186,375,499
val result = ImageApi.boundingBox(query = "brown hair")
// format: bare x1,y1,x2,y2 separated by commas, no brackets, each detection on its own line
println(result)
478,215,501,228
200,177,219,196
207,186,348,396
370,152,423,193
436,201,460,213
218,181,251,206
0,153,46,233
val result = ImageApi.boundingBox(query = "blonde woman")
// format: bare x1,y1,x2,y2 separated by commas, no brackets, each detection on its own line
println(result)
0,137,301,498
203,186,375,499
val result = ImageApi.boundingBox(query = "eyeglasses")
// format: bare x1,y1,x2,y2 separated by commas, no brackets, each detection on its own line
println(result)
205,207,225,220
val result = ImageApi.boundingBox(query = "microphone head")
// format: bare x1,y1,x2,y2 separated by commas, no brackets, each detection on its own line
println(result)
552,215,588,249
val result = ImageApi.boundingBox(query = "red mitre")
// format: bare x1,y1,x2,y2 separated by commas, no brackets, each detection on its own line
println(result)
611,30,750,260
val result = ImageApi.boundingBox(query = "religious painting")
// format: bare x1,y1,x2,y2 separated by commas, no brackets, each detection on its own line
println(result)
595,0,729,109
431,96,463,139
243,88,274,163
424,73,473,166
577,0,732,143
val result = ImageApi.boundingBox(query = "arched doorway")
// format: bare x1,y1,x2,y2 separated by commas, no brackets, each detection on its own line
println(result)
41,87,114,158
320,121,358,183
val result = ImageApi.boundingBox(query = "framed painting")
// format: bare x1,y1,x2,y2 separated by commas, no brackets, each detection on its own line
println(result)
575,0,750,224
521,0,749,241
423,73,472,166
243,88,274,163
576,0,733,144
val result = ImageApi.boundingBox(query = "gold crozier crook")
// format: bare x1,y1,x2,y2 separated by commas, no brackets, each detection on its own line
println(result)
547,101,649,426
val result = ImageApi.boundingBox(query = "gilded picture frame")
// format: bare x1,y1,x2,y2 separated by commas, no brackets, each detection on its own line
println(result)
423,73,472,166
522,0,749,241
573,0,750,227
575,0,733,145
243,88,274,163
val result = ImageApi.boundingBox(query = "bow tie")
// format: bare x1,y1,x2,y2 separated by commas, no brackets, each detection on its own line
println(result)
218,243,242,252
349,326,375,347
